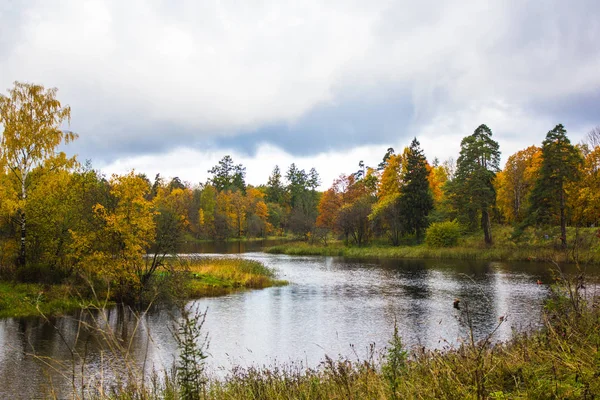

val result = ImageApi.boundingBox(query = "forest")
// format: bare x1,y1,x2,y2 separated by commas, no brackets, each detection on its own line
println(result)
1,82,599,306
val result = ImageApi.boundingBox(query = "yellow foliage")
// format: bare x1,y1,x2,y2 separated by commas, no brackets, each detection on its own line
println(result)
377,151,407,199
70,172,156,288
495,146,542,223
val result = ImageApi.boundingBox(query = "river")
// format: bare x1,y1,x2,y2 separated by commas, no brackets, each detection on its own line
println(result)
0,248,569,398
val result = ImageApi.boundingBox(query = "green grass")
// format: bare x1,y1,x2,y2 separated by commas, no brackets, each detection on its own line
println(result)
267,226,600,264
0,258,287,318
0,282,105,318
173,257,288,298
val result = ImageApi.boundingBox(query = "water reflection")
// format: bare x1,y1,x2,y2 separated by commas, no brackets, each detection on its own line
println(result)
0,254,564,398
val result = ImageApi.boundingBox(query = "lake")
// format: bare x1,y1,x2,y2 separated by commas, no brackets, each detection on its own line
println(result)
0,251,566,398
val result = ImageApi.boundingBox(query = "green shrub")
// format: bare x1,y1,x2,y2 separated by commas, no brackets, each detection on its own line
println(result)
425,220,461,247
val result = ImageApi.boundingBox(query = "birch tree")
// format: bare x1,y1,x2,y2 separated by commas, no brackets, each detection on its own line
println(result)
0,82,75,267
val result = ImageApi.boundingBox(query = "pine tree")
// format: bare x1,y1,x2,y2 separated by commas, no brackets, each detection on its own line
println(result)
451,124,500,245
398,138,433,240
527,124,582,248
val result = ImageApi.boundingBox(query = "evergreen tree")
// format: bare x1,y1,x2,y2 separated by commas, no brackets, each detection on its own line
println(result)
451,124,500,245
527,124,583,248
266,165,285,204
398,138,433,240
207,155,246,193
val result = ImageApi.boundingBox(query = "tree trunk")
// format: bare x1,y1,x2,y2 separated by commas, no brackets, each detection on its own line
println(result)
17,174,27,267
560,190,567,248
481,208,493,245
18,210,26,267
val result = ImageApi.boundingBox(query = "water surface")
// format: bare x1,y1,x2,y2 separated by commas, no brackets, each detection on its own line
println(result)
0,253,567,398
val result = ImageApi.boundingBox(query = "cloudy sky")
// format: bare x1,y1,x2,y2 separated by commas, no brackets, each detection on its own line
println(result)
1,0,599,188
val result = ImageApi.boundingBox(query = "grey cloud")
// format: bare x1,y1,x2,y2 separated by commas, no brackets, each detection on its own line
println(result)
2,0,600,165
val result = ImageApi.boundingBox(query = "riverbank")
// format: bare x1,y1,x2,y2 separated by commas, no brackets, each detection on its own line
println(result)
0,257,287,318
266,227,600,264
0,282,103,318
62,273,600,399
267,241,600,262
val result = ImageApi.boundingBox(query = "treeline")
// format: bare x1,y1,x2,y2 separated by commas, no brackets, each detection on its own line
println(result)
314,123,600,249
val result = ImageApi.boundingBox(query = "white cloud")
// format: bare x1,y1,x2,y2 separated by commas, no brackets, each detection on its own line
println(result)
1,0,598,176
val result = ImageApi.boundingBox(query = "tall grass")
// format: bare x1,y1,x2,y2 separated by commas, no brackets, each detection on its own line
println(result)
35,260,598,399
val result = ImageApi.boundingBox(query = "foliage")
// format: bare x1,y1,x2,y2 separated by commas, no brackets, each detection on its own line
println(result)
70,172,156,303
172,304,209,400
569,146,600,227
495,145,542,223
526,124,583,248
382,319,408,399
397,138,434,240
316,188,341,231
266,165,286,204
0,81,76,267
450,124,500,245
425,220,462,247
208,155,246,193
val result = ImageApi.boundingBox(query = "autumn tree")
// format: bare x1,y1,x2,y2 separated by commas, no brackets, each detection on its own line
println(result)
151,183,193,272
246,187,271,237
25,164,108,279
316,188,341,232
332,174,375,245
569,146,600,227
70,172,156,302
0,82,75,267
495,146,542,223
198,184,218,239
449,124,500,245
526,124,583,248
371,149,407,245
397,138,433,240
377,151,406,199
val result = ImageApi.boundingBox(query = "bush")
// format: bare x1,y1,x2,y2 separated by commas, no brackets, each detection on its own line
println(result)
425,220,461,247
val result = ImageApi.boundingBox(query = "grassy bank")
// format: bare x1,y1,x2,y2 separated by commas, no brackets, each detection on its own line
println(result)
0,282,104,318
0,257,287,318
176,257,288,297
267,226,600,264
266,241,599,262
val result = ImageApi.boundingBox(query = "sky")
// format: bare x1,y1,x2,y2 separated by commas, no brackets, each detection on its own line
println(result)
1,0,599,189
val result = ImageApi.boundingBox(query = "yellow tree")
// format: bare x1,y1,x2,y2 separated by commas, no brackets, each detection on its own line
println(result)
246,187,271,237
371,150,408,244
0,82,75,267
495,146,542,223
428,163,448,205
377,151,407,199
229,190,247,238
199,184,217,239
70,172,156,301
26,166,79,273
569,146,600,226
316,188,342,231
151,185,193,273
